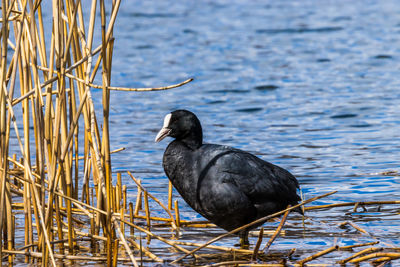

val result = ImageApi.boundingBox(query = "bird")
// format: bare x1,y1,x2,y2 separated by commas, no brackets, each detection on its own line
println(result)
155,109,301,247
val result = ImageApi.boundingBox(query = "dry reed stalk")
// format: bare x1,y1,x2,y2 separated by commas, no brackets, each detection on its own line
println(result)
129,202,134,236
0,10,8,236
112,239,118,266
338,241,379,250
81,154,91,204
144,190,151,242
348,252,400,263
170,240,256,254
99,0,114,263
116,172,122,209
353,202,360,212
204,260,253,267
98,77,194,91
32,66,193,93
28,177,191,259
120,207,125,239
372,257,395,264
134,179,142,215
297,245,338,265
239,265,288,267
341,221,370,235
112,218,138,267
122,185,127,210
337,247,383,264
128,171,177,229
171,191,337,264
57,207,186,224
36,224,107,242
112,185,116,212
154,221,215,228
2,249,151,262
54,195,65,254
168,180,173,210
11,169,93,218
133,213,182,223
2,62,57,267
2,3,19,260
239,264,288,267
115,185,120,211
263,208,290,251
80,0,105,241
15,176,91,221
304,200,400,211
52,0,75,256
7,2,30,264
174,199,180,230
251,227,264,261
128,238,163,262
347,221,371,236
117,217,197,256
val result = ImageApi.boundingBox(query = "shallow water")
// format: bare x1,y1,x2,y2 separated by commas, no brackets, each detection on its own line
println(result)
10,0,400,265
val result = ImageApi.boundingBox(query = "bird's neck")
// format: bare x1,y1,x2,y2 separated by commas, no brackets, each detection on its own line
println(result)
181,133,202,150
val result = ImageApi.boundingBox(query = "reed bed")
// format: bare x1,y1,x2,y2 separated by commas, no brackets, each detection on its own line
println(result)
1,1,400,266
0,0,191,265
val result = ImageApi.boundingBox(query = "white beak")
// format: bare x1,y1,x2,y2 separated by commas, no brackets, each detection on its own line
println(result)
155,113,172,142
155,127,171,142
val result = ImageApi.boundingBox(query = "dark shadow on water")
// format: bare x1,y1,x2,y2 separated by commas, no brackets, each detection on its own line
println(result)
254,85,279,91
208,100,227,105
130,12,178,18
256,26,343,34
330,114,358,119
236,107,263,113
350,124,372,128
373,54,393,59
211,89,250,94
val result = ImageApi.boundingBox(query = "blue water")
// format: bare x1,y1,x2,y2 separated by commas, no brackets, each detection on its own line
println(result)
100,0,400,264
9,0,400,265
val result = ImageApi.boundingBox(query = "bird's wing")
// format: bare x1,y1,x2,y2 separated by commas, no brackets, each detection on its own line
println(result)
197,163,259,230
212,149,301,204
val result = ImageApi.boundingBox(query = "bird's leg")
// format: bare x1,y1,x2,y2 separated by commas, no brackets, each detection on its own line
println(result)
239,230,249,249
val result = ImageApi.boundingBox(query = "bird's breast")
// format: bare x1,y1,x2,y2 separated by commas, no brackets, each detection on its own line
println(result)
163,143,201,210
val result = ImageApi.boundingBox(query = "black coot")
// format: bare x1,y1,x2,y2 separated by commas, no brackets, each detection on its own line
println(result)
155,110,301,246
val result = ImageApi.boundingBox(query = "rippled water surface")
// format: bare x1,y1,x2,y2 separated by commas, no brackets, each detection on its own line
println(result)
13,0,400,265
104,0,400,264
92,0,400,265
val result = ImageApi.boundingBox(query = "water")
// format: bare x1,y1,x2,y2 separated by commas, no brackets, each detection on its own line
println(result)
11,0,400,265
100,0,400,264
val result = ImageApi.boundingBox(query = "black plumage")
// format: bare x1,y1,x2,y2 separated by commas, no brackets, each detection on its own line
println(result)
155,109,301,246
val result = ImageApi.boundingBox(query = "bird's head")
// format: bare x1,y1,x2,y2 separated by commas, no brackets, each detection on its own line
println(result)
155,109,203,149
